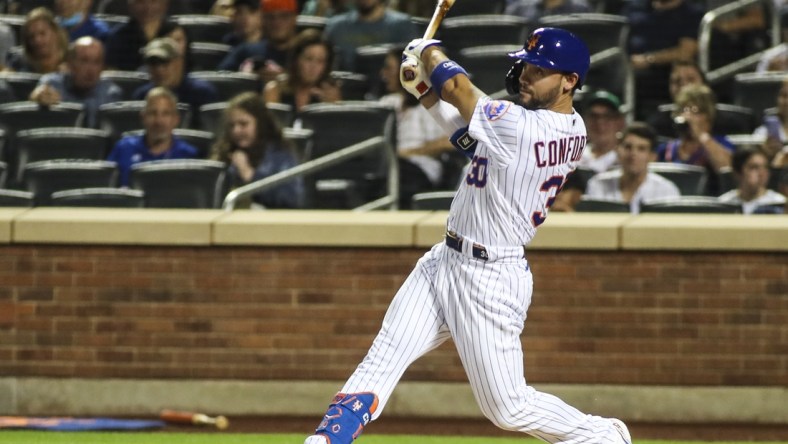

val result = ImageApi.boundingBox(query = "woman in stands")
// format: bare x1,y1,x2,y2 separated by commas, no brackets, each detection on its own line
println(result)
9,7,68,74
262,29,340,117
718,147,786,214
211,92,304,209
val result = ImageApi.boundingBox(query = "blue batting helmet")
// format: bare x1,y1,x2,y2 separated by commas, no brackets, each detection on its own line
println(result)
507,27,590,88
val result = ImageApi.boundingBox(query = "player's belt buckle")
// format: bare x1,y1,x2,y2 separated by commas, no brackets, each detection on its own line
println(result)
445,231,488,261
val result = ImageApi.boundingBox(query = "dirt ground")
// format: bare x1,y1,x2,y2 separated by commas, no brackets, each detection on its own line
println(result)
176,416,788,441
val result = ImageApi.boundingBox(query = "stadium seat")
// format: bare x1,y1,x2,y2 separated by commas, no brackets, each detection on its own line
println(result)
189,71,260,102
198,102,227,135
0,72,42,101
410,191,455,210
268,102,294,127
0,189,33,207
97,101,192,141
648,163,708,196
457,45,522,96
283,127,314,162
121,128,215,158
173,15,232,43
640,196,741,213
448,0,505,16
100,71,150,100
189,42,231,71
574,197,630,213
651,103,756,138
49,187,145,208
129,159,227,208
0,160,6,188
354,43,399,99
15,127,112,185
23,159,119,206
438,15,528,58
538,14,628,57
733,71,785,123
296,14,327,33
297,101,396,209
331,71,369,101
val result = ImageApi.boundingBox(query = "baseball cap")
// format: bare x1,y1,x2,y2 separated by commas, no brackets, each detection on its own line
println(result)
142,38,181,63
587,90,622,113
261,0,297,13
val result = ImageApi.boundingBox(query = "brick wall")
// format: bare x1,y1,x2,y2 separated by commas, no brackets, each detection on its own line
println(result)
1,245,786,386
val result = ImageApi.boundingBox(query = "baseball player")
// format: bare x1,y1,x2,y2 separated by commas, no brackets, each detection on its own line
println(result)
304,28,632,444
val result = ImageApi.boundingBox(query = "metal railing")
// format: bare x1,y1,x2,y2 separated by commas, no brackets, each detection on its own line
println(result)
699,0,781,84
222,136,399,211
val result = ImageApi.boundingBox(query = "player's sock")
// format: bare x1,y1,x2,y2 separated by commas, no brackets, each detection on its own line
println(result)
309,392,378,444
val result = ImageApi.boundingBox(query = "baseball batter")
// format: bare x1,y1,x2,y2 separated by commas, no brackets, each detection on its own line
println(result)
304,28,632,444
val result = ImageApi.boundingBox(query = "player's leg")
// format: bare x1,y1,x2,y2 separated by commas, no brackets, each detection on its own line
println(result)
445,257,628,444
305,245,451,444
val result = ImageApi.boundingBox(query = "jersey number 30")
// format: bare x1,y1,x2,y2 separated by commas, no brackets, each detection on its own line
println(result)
465,156,488,187
531,175,564,227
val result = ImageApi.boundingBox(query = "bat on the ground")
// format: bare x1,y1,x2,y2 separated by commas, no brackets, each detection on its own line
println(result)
159,409,229,430
402,0,456,81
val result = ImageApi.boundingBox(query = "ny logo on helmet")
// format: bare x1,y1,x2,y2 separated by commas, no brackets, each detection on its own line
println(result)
526,34,540,51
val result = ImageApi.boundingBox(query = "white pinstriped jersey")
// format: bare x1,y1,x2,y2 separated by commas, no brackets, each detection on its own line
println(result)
448,97,587,246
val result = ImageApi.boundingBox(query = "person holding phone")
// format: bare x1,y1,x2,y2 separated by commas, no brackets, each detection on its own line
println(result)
752,76,788,169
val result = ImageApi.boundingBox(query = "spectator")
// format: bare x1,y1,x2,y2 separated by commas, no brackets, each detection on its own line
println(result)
0,22,15,72
708,1,769,69
55,0,111,42
646,60,706,137
753,76,788,168
656,83,735,195
107,87,199,187
8,7,69,74
378,47,452,208
301,0,352,17
210,92,304,208
132,37,219,128
551,90,625,212
505,0,591,25
29,36,122,128
217,0,299,84
624,0,705,119
165,23,194,72
210,0,235,18
104,0,177,71
585,122,681,213
222,0,263,47
263,29,340,117
718,147,786,214
324,0,418,72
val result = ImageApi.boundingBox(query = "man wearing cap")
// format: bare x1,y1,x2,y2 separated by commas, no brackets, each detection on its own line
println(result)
132,37,219,128
108,87,200,187
216,0,298,84
105,0,178,71
324,0,418,72
223,0,263,47
552,89,625,211
29,36,122,128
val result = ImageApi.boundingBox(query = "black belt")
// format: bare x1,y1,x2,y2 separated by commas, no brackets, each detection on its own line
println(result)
445,231,489,260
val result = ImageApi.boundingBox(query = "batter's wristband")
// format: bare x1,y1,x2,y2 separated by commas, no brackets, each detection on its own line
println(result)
430,59,468,99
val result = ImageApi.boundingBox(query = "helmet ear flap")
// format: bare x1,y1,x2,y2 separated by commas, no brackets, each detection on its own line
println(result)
505,60,524,95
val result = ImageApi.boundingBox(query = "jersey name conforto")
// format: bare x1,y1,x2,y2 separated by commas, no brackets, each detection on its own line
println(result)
533,135,586,167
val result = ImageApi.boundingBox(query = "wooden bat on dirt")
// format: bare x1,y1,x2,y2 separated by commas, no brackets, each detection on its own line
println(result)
160,409,229,430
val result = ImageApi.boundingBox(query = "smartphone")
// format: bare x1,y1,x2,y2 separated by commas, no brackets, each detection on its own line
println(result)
764,115,781,139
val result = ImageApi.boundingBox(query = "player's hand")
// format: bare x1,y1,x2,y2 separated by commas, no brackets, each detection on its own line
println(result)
404,38,442,60
400,53,431,99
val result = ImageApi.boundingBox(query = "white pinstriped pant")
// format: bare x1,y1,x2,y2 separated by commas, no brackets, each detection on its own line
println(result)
341,242,622,444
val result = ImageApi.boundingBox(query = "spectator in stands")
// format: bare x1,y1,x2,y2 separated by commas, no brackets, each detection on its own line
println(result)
222,0,263,47
55,0,111,42
263,30,340,117
646,60,706,137
105,0,177,71
29,36,122,128
8,7,69,74
132,37,219,127
324,0,418,72
217,0,299,84
210,0,235,18
0,22,15,72
656,83,735,195
108,87,199,187
378,47,452,208
753,76,788,168
584,122,681,213
301,0,352,17
210,92,304,208
624,0,705,119
707,1,769,69
505,0,591,25
718,147,786,213
552,90,626,212
165,23,194,72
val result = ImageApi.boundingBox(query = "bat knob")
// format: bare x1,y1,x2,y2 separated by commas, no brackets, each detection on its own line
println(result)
214,416,229,430
403,68,416,81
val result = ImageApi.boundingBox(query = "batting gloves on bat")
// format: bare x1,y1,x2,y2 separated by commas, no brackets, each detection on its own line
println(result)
404,38,442,60
400,53,432,99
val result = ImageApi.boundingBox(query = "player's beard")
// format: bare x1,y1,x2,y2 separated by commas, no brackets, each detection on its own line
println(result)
521,82,562,111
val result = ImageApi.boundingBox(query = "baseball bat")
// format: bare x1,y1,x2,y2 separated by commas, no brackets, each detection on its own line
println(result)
402,0,456,81
159,409,229,430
